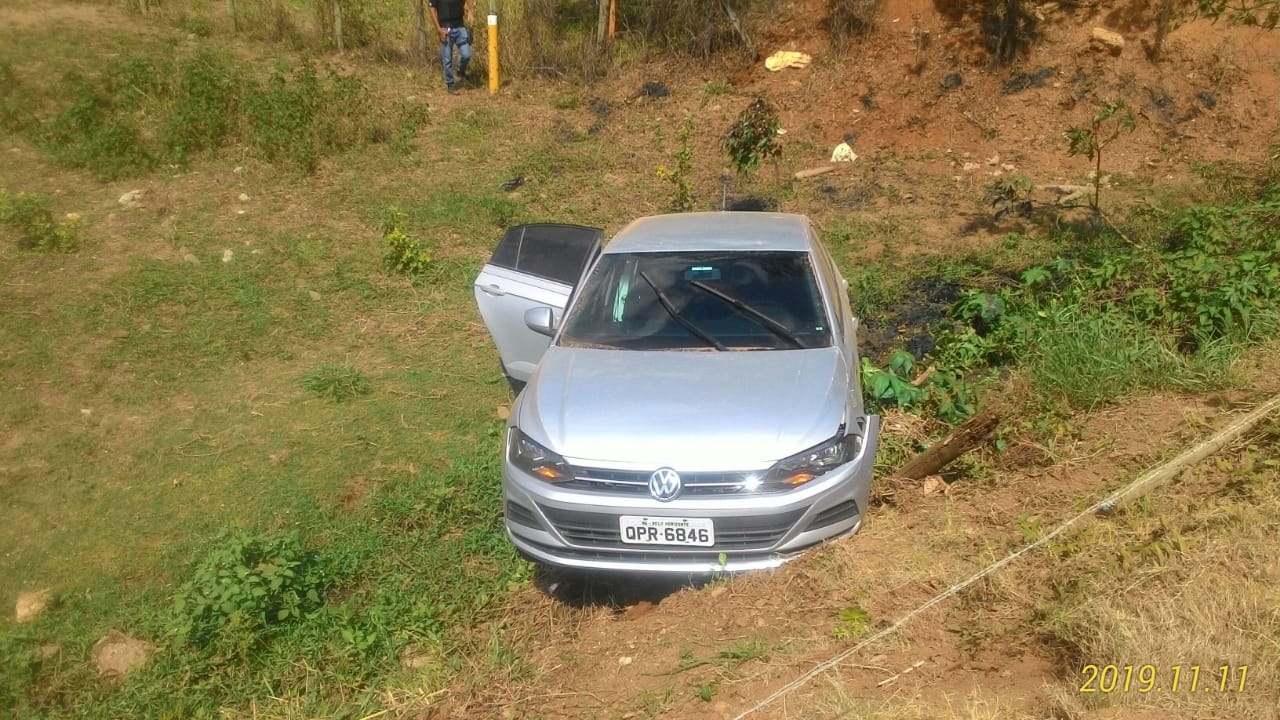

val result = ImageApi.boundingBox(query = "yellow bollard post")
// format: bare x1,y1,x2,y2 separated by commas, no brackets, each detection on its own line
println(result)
487,13,499,95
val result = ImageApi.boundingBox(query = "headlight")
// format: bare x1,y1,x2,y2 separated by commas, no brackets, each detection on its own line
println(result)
765,429,862,489
508,428,573,482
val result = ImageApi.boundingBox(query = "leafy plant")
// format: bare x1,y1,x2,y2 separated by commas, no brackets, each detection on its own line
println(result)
1065,101,1137,212
983,175,1034,221
0,190,79,252
301,364,372,402
172,531,327,648
382,210,434,277
723,97,781,175
658,112,697,212
861,350,926,410
833,605,871,640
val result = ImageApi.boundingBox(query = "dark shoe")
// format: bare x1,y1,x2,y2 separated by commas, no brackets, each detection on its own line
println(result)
447,82,458,95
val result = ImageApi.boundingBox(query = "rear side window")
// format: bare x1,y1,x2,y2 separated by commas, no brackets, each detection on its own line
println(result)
489,225,601,286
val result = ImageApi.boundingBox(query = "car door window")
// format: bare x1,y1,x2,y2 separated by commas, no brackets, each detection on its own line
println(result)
489,224,601,286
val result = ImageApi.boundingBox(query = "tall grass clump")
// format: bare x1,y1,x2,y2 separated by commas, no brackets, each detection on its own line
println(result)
41,72,155,180
164,51,239,162
242,62,370,173
11,49,372,177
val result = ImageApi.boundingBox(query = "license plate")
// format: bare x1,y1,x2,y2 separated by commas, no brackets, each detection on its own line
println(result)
619,516,714,546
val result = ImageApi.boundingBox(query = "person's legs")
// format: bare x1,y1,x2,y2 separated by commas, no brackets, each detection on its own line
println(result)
440,29,457,89
456,27,472,81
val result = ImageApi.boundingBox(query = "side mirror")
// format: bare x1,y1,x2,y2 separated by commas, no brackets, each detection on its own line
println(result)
524,306,557,337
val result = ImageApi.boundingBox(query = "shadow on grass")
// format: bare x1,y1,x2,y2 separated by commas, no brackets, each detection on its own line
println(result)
532,566,715,609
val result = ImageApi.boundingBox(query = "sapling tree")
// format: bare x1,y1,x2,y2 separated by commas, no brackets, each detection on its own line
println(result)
1065,101,1136,212
723,97,781,176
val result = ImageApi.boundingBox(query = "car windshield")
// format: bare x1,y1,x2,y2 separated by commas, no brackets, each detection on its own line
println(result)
559,251,832,350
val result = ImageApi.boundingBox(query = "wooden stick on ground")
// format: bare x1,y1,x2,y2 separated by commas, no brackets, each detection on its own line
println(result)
794,166,836,179
892,408,1001,480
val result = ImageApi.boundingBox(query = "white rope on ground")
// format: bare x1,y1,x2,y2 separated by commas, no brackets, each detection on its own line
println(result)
733,393,1280,720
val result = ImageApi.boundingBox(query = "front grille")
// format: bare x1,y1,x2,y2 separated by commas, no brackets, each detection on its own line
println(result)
804,499,859,530
561,467,785,496
537,504,805,551
505,501,542,529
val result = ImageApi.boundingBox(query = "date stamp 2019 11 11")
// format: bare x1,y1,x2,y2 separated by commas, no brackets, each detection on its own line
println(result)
1080,664,1250,694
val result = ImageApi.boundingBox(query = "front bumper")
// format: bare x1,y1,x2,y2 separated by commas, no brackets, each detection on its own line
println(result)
501,416,881,573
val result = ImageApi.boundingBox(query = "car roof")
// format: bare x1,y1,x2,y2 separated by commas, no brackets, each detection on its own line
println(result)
602,212,815,254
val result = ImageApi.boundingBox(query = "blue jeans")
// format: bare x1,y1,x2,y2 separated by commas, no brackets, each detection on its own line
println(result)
440,26,472,86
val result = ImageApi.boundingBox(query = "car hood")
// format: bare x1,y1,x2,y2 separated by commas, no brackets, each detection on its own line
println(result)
517,346,848,470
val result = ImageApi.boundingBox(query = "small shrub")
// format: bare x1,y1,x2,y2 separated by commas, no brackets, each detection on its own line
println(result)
164,51,238,163
983,175,1034,221
301,364,372,402
243,64,324,172
657,112,696,212
723,97,781,175
243,62,370,173
172,531,327,649
43,74,153,179
0,190,79,252
381,210,433,276
103,55,173,110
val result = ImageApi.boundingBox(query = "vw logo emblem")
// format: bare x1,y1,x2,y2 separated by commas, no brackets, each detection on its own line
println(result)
649,467,682,502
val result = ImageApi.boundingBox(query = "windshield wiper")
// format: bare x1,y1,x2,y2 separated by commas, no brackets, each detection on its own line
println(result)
689,280,805,349
637,271,726,351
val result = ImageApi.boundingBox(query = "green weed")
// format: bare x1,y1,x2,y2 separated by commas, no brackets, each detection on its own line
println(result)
381,209,434,277
0,190,79,252
301,364,372,402
833,605,871,640
172,530,327,649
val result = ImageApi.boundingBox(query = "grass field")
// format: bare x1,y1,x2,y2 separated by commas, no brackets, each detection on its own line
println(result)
2,2,1279,718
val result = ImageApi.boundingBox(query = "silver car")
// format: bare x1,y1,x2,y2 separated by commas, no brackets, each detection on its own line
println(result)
473,212,881,573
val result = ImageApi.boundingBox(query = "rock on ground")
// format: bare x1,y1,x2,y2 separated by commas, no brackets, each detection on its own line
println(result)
15,589,53,623
1091,27,1125,55
91,630,154,678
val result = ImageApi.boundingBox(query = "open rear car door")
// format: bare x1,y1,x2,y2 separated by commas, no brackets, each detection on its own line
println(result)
473,224,603,391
